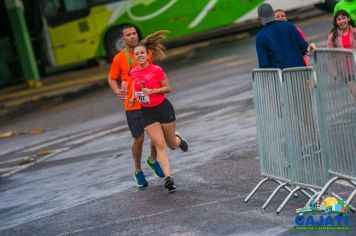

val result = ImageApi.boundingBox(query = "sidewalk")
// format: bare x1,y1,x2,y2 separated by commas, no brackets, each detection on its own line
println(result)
0,64,109,122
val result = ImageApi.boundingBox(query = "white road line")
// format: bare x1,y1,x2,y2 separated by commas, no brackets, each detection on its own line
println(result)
0,147,69,177
0,127,101,156
66,126,125,146
24,128,104,153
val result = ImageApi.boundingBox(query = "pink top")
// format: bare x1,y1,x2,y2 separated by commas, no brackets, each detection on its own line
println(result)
297,27,306,40
296,26,308,65
327,26,356,49
342,29,352,49
130,64,167,107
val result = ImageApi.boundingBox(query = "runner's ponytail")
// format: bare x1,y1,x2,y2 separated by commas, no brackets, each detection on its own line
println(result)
139,30,170,59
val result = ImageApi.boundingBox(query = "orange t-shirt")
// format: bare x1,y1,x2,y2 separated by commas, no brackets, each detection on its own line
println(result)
108,49,153,111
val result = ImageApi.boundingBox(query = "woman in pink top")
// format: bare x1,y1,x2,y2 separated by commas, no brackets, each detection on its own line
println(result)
327,10,356,97
130,31,188,193
327,10,356,49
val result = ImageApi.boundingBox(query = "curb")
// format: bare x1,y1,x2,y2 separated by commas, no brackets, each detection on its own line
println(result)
0,78,107,123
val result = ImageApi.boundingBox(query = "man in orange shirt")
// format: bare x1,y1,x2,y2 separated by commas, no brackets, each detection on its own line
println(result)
108,25,164,187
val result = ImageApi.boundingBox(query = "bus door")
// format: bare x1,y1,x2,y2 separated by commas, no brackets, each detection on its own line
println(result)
40,0,99,66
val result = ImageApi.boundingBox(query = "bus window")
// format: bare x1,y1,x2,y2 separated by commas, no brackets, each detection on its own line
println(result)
64,0,88,12
90,0,123,6
41,0,90,27
40,0,99,66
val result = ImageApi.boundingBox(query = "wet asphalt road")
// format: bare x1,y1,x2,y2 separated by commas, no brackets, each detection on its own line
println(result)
0,12,355,235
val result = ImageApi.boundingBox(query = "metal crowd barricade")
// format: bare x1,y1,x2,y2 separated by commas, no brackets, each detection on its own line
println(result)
275,67,326,213
245,69,315,211
246,49,356,214
313,48,356,205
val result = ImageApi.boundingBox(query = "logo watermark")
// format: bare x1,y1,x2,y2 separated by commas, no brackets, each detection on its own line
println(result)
294,196,351,231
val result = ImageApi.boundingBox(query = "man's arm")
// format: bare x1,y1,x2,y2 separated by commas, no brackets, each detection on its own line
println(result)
256,37,270,68
108,77,126,100
108,54,127,100
108,77,120,95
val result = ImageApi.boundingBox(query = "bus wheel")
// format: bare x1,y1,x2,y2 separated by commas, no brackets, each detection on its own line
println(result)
105,28,123,61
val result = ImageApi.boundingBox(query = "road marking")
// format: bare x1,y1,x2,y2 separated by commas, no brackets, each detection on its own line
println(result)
0,125,126,156
0,127,102,156
0,147,69,177
67,126,125,146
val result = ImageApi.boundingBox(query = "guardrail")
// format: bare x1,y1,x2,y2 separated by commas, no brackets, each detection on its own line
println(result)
245,48,356,214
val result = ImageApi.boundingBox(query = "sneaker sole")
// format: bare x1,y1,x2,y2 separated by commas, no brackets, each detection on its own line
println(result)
165,184,176,193
135,182,148,187
134,174,148,187
168,189,176,193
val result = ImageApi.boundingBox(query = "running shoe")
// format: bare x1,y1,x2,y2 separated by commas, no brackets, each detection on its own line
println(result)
175,132,188,152
164,176,176,193
146,158,165,178
134,171,148,187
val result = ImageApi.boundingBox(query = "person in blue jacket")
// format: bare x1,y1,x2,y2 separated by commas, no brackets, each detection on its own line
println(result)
255,3,310,69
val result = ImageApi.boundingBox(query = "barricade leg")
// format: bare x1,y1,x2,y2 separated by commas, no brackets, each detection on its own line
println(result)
298,188,315,202
244,178,270,203
333,192,356,213
346,189,356,206
304,191,355,212
315,177,356,212
245,178,298,203
262,182,289,209
316,177,356,201
315,176,340,202
261,182,303,209
276,186,316,214
305,192,319,208
276,186,302,214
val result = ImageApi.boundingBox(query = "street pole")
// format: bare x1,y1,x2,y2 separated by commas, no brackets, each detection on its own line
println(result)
5,0,42,88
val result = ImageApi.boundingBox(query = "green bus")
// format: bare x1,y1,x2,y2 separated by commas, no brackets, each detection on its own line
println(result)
30,0,334,68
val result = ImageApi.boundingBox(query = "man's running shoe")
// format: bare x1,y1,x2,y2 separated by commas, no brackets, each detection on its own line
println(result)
164,177,176,193
134,171,148,187
175,132,188,152
146,158,165,178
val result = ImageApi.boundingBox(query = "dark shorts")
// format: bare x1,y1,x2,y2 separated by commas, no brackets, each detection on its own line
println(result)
126,110,144,138
140,99,176,128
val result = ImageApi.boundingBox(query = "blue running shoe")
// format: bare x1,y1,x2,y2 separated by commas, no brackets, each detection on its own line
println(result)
134,171,148,187
146,158,165,178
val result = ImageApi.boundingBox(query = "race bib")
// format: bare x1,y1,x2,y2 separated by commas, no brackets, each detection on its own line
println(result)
135,91,150,104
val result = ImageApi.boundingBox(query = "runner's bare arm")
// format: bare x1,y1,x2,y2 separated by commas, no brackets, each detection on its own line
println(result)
108,77,126,100
142,78,172,95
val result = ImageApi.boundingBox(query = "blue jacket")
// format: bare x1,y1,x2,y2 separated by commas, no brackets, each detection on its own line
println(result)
256,20,308,69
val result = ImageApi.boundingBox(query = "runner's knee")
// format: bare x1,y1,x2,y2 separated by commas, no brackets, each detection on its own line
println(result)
133,134,144,146
153,139,166,151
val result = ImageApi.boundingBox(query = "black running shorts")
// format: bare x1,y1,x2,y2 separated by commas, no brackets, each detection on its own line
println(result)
140,99,176,128
126,110,144,138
